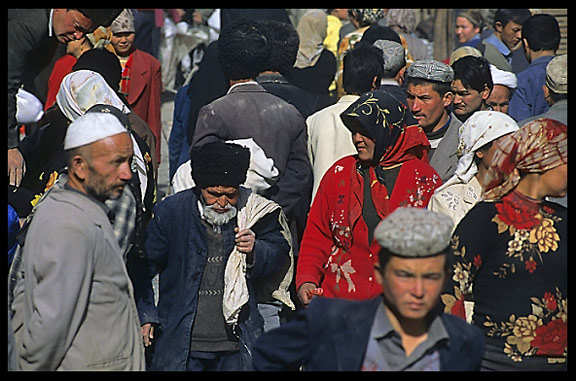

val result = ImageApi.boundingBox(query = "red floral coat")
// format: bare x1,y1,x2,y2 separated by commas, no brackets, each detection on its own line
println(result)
296,155,441,300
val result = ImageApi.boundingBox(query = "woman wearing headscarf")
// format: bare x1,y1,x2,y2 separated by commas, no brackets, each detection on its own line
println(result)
296,90,441,305
441,118,567,370
285,9,337,112
428,110,519,230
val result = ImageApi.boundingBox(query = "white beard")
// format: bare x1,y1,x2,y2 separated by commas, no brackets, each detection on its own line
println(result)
201,202,238,232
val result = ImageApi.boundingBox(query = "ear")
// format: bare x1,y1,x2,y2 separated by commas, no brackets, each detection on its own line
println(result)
494,21,503,33
371,75,379,90
482,84,492,100
70,154,89,181
442,91,454,108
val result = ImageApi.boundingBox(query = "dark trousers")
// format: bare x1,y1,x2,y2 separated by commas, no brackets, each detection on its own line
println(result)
186,350,242,371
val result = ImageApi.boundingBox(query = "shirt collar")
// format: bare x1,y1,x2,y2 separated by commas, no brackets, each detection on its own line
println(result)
227,80,259,95
48,9,54,37
371,299,450,344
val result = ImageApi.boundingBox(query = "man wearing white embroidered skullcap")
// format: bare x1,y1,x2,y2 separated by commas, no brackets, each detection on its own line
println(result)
486,65,517,114
428,110,518,230
10,110,145,370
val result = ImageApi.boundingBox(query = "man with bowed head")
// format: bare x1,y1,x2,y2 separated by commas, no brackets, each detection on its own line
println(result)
138,142,293,370
253,207,485,371
8,9,123,189
9,112,145,370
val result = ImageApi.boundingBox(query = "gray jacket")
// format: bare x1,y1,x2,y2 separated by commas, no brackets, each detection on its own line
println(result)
429,112,462,183
9,183,145,370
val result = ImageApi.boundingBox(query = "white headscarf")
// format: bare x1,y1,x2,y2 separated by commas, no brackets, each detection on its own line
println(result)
56,70,129,122
294,9,327,69
436,110,519,191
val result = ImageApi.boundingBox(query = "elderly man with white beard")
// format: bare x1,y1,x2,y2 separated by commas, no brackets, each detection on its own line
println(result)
138,141,293,371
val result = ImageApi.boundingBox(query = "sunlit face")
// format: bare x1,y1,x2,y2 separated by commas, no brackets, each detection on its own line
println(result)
486,84,512,114
452,79,490,120
455,16,480,44
352,131,376,166
406,82,452,132
83,133,133,201
52,9,94,44
111,32,135,57
376,255,447,321
497,20,524,51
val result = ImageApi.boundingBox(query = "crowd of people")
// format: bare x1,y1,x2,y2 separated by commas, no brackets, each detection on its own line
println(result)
7,8,567,371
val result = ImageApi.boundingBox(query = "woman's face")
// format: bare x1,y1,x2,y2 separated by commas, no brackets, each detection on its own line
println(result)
455,16,480,44
352,131,376,166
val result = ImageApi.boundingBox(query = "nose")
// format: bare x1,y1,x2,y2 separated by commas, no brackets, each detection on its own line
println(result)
410,278,425,299
119,161,133,182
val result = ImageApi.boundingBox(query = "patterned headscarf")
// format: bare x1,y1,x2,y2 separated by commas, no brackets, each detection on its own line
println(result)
482,118,567,200
435,110,518,192
340,90,429,168
56,70,130,122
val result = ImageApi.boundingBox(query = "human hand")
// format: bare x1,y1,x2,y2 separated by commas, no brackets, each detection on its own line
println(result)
297,282,323,307
234,227,255,254
8,148,26,187
141,323,154,347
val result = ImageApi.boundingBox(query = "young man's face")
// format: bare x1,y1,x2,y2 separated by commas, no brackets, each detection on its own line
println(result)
376,255,447,321
497,20,524,51
451,79,490,120
405,82,452,132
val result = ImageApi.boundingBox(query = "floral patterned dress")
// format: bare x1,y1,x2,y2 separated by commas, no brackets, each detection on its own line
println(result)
441,190,567,370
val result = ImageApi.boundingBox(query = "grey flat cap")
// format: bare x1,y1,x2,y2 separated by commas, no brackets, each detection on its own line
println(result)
373,39,405,77
374,207,454,257
546,54,567,94
406,59,454,83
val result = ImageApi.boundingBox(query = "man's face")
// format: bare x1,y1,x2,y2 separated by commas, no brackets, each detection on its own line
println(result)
200,185,239,226
497,20,524,51
110,32,135,57
486,84,512,114
52,9,95,44
377,255,447,321
451,79,489,120
406,83,451,132
83,133,133,201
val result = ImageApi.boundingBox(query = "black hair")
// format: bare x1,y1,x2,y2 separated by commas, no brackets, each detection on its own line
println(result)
522,14,561,52
360,25,401,45
342,42,384,95
493,9,532,29
217,19,271,81
452,56,493,93
260,19,299,74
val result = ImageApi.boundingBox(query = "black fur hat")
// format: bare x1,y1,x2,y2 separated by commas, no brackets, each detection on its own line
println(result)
190,142,251,188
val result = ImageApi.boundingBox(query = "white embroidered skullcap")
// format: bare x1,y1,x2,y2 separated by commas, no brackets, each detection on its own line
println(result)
64,112,128,150
490,64,517,89
374,207,454,257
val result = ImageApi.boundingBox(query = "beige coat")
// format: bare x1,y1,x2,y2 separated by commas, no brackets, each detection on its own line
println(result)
9,184,145,370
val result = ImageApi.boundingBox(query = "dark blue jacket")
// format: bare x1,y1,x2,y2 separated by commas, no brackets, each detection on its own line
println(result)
253,297,485,371
139,188,290,370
